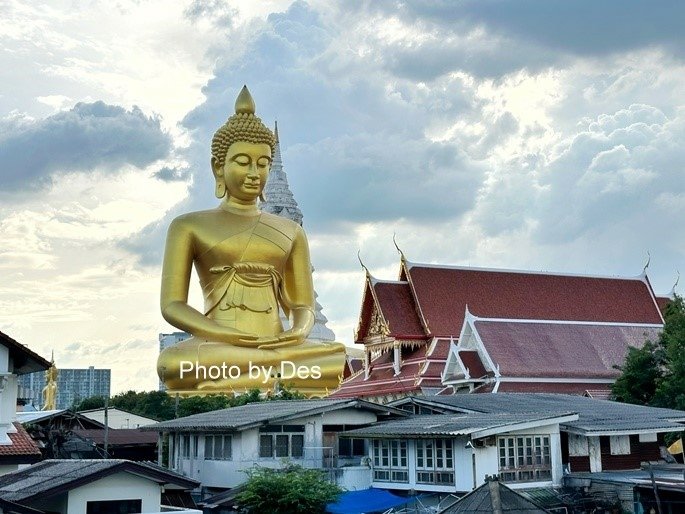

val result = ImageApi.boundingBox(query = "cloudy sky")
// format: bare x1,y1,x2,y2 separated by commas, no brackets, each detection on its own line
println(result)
2,0,684,393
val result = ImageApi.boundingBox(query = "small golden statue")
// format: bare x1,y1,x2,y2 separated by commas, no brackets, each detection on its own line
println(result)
157,86,346,396
42,355,58,410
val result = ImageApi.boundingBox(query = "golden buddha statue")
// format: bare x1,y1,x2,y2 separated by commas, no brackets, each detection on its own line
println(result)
42,356,58,410
157,86,346,396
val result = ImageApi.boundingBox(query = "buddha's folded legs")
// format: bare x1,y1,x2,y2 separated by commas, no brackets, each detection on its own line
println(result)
157,336,347,394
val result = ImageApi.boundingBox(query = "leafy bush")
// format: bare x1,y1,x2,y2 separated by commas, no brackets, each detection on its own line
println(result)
236,465,342,514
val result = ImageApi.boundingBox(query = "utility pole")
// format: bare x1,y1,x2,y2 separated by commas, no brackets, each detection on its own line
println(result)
648,463,663,514
103,395,109,458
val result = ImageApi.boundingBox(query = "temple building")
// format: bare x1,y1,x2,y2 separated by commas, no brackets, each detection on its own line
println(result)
259,122,336,343
331,253,666,403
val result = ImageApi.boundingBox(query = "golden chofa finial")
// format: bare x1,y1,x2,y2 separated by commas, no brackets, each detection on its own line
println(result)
235,85,256,114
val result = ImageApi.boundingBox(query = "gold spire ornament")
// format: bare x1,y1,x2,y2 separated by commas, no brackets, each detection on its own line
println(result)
235,85,256,114
157,86,346,396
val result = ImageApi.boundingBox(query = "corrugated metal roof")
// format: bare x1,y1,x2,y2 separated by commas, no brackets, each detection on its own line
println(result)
392,393,685,435
439,480,550,513
342,412,575,438
142,399,400,432
0,459,198,502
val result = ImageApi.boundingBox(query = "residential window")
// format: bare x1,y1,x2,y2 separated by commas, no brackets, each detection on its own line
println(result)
181,434,198,459
170,434,176,468
181,434,190,459
205,435,232,460
86,499,142,514
416,438,454,485
259,425,305,459
498,435,551,482
339,438,366,457
372,439,408,483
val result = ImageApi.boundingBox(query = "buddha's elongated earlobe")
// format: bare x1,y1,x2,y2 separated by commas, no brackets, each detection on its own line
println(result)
215,181,226,198
259,192,266,202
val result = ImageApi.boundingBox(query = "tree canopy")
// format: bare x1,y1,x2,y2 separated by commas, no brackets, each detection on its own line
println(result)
236,465,341,514
612,294,685,409
72,384,306,420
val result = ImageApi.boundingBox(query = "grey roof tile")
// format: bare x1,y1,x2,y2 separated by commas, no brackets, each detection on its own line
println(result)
392,394,685,435
343,412,575,438
0,459,198,502
439,480,550,513
142,399,378,432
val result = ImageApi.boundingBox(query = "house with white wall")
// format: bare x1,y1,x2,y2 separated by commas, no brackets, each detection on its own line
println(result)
390,394,685,475
0,330,51,474
335,394,685,497
342,411,578,494
0,459,200,514
78,407,158,429
141,398,406,492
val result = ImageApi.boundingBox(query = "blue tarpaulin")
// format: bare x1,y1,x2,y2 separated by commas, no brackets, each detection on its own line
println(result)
326,488,416,514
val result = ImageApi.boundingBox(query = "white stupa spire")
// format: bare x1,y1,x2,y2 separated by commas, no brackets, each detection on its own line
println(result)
261,121,304,225
260,122,335,343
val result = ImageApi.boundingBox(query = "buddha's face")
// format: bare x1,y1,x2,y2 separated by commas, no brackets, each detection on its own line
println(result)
213,141,272,202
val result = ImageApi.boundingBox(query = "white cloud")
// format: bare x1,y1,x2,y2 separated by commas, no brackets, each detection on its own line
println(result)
1,0,684,394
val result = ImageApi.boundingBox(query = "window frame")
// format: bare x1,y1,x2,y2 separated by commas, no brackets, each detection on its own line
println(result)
372,439,408,483
204,434,233,461
498,435,551,482
339,437,367,458
415,438,455,485
258,425,305,459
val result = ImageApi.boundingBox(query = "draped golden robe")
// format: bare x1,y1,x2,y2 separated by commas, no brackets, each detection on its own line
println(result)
157,209,345,395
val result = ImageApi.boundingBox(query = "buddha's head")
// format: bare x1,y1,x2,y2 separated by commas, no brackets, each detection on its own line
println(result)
211,86,276,202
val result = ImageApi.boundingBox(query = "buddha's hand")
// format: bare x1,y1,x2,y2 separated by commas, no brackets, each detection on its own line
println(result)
214,327,260,347
254,328,307,349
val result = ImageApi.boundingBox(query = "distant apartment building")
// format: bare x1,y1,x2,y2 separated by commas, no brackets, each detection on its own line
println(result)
17,366,111,410
158,332,190,391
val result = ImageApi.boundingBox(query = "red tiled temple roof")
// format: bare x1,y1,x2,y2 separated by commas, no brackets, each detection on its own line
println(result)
486,382,613,395
458,350,488,379
0,423,41,460
406,264,663,336
474,320,661,379
373,281,425,338
655,295,673,312
332,339,450,399
355,279,426,343
336,260,663,400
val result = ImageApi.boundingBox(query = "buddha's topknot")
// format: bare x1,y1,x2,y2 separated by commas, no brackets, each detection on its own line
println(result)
211,86,276,167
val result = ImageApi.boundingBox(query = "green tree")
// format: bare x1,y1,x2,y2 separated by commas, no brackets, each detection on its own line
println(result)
177,394,232,417
73,385,306,421
653,295,685,409
72,395,106,411
612,294,685,409
611,342,663,405
236,465,341,514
